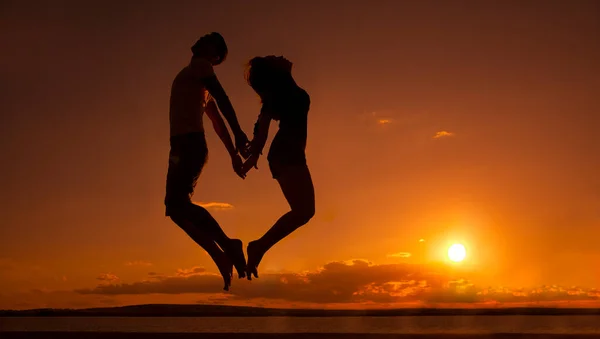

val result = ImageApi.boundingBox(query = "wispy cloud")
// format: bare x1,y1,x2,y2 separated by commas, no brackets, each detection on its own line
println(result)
387,252,412,258
96,273,119,284
433,131,455,139
195,202,235,210
175,266,207,278
361,110,395,126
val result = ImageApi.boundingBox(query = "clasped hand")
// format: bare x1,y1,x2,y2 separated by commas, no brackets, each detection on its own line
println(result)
231,134,259,179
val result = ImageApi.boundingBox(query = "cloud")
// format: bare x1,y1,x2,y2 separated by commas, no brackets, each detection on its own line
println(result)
77,267,220,296
360,110,395,127
3,259,600,310
433,131,454,139
387,252,412,258
176,266,206,277
124,261,153,267
360,109,433,130
195,202,234,210
96,273,120,284
75,260,600,307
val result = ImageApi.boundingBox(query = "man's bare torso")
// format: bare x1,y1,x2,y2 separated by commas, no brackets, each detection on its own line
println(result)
169,58,214,137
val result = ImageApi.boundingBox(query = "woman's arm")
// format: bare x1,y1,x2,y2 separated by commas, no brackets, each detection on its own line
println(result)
242,104,272,173
250,105,272,156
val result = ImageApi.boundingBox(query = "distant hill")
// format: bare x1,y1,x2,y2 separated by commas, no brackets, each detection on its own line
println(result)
2,304,600,317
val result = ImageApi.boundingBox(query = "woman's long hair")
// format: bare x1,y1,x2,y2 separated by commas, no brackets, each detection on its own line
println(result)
245,56,294,99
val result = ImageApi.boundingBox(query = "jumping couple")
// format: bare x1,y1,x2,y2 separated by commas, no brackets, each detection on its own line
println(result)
164,32,315,290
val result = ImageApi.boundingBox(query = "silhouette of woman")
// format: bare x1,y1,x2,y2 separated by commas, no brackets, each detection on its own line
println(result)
241,56,315,280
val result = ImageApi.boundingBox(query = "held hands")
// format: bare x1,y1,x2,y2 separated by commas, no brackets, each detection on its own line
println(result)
231,153,246,179
241,153,259,176
231,149,258,179
231,130,258,179
234,130,251,160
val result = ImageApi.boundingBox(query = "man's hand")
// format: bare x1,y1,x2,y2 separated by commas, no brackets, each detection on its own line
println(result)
241,153,260,176
234,131,251,159
231,153,246,179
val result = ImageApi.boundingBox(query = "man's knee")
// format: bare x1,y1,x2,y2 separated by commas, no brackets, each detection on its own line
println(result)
291,205,315,225
166,200,193,219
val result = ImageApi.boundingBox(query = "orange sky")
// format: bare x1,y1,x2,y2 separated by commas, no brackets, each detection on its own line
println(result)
1,0,599,310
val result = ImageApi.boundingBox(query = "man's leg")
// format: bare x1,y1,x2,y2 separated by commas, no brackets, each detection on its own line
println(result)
166,133,246,278
186,203,231,246
186,203,247,278
170,213,233,291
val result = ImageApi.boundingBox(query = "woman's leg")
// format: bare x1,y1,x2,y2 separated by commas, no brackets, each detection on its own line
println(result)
247,164,315,279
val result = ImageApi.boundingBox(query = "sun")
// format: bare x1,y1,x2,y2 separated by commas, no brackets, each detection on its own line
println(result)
448,243,466,262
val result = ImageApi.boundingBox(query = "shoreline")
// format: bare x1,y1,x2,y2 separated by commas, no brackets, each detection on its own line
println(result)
3,305,600,317
2,333,600,339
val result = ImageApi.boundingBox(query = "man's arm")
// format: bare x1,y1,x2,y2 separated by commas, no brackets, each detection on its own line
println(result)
202,76,243,136
206,99,246,179
205,99,236,157
190,58,248,152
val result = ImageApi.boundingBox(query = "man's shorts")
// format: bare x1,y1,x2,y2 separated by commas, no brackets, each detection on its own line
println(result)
164,132,208,216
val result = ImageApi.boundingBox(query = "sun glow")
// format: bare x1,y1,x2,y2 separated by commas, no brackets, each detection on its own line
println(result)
448,243,466,262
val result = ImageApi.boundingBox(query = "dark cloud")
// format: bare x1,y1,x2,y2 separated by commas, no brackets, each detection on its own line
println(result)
76,260,600,305
78,271,221,296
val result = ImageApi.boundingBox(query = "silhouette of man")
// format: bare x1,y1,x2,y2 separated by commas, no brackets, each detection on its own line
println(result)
164,32,249,290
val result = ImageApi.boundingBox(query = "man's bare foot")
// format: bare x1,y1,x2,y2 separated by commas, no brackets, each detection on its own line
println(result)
215,252,233,291
246,240,266,280
222,239,247,279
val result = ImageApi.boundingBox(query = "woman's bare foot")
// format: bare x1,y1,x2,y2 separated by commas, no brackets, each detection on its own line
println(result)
246,240,266,280
222,238,247,279
214,251,233,291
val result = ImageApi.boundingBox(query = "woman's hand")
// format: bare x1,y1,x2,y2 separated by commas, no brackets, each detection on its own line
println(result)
231,153,246,179
241,153,260,175
234,131,251,159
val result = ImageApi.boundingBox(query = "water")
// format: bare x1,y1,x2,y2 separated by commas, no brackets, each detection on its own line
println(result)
1,316,600,334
